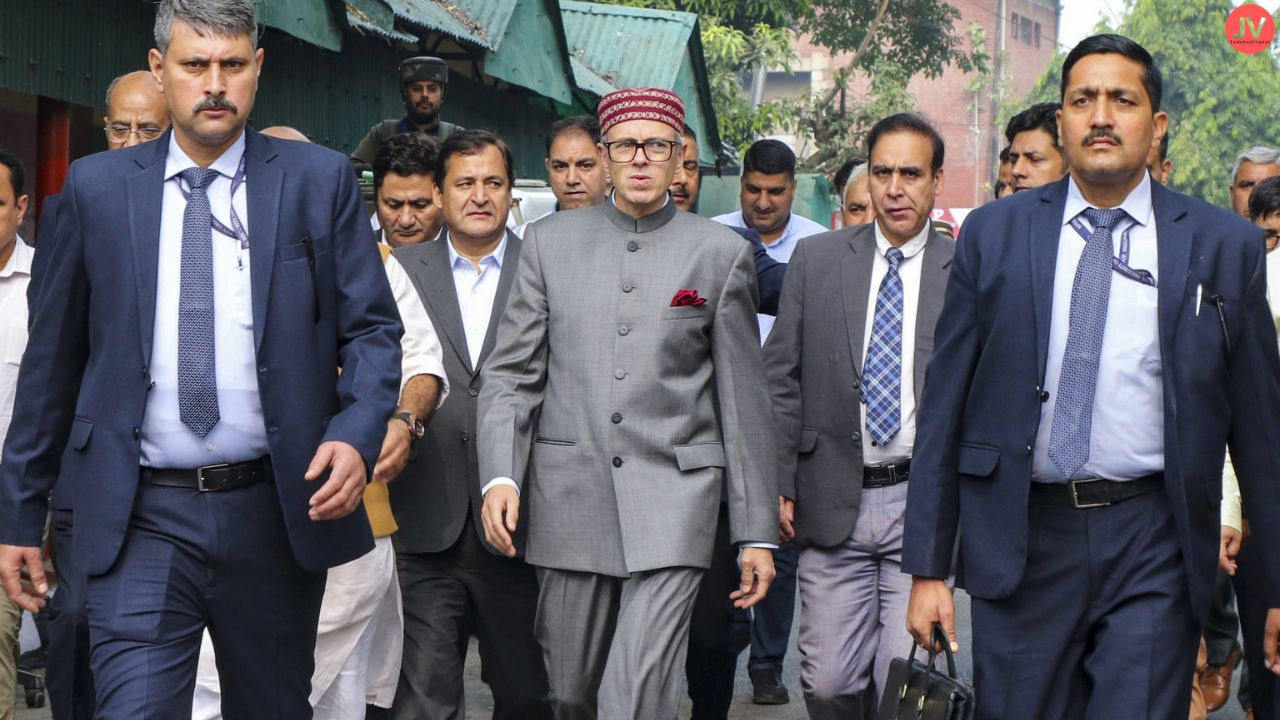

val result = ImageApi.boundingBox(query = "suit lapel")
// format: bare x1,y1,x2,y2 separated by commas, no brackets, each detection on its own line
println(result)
126,136,169,367
914,230,953,405
841,226,875,378
475,230,522,374
1152,183,1192,376
415,237,473,374
244,129,282,352
1030,180,1068,385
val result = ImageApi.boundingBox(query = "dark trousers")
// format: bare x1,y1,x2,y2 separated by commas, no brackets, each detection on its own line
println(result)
46,509,95,720
1236,534,1275,717
1205,569,1241,665
747,540,797,672
685,504,749,719
391,516,551,720
969,491,1199,720
85,480,326,719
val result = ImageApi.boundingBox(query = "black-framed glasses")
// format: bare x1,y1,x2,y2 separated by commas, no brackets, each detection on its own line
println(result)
602,138,680,163
105,124,166,143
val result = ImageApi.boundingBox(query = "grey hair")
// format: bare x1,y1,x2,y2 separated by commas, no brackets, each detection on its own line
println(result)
104,75,122,108
844,162,869,192
1233,146,1280,182
154,0,259,53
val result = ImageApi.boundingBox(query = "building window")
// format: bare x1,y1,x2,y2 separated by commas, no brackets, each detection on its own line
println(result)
1011,12,1020,39
1034,22,1042,48
1021,16,1033,43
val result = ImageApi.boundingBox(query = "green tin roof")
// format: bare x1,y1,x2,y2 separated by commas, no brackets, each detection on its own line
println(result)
484,0,575,105
256,0,343,52
382,0,518,49
346,0,418,43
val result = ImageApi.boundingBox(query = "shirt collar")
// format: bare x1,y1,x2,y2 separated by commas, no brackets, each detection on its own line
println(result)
164,130,247,182
872,220,931,259
604,190,676,233
0,236,33,278
1063,172,1154,228
446,230,508,270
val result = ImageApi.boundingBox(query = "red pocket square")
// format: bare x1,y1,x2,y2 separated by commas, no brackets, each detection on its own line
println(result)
671,289,707,307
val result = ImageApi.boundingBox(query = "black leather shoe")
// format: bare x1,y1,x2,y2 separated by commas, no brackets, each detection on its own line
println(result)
749,668,790,705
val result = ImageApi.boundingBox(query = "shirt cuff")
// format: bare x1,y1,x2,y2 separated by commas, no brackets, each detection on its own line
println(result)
482,477,520,496
1222,456,1242,531
740,542,779,550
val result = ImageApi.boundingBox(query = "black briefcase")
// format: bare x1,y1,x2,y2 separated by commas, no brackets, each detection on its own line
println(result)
876,623,976,720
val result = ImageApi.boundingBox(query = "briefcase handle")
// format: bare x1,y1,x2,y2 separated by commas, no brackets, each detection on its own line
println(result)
906,622,959,679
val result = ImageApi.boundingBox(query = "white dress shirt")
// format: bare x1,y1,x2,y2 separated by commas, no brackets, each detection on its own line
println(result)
447,231,507,369
141,132,268,469
383,253,451,402
0,237,34,461
1031,174,1163,483
712,210,828,342
859,222,929,465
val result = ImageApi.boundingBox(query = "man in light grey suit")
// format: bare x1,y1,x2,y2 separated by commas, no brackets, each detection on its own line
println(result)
764,113,954,718
477,87,779,720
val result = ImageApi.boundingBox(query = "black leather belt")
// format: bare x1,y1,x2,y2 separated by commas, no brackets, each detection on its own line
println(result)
863,460,910,489
142,457,272,492
1030,473,1163,508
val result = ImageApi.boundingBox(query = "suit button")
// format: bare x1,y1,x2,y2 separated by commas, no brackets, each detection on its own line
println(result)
468,388,479,397
627,241,639,252
618,325,630,336
611,412,623,424
140,366,148,378
461,431,471,443
615,369,626,380
1026,445,1033,455
852,378,860,389
258,366,267,374
1039,391,1050,403
622,283,634,293
612,456,623,467
133,427,141,440
851,431,861,442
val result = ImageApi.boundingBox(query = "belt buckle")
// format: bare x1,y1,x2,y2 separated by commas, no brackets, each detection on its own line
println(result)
1069,477,1109,509
195,463,231,492
886,464,898,485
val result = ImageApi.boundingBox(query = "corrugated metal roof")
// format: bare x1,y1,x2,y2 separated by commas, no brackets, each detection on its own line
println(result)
382,0,519,49
346,0,418,43
257,0,344,52
484,0,575,105
560,1,695,91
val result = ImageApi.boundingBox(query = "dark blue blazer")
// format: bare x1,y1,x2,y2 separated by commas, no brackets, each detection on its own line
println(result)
903,177,1280,620
0,128,403,574
727,225,785,316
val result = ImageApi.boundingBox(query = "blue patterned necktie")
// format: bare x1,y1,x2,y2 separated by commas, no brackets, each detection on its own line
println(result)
178,167,221,438
1047,207,1128,478
864,247,905,445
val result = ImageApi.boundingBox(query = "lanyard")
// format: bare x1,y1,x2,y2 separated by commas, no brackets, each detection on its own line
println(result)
179,156,249,267
1068,215,1157,288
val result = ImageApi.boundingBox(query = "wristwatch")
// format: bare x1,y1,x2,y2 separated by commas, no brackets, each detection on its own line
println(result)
393,411,425,443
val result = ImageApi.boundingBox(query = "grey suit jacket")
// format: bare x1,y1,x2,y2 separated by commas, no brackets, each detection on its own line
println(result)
388,231,525,556
763,223,954,548
477,201,779,577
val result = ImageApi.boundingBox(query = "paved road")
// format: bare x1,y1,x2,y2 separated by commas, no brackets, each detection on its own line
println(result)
13,590,1247,718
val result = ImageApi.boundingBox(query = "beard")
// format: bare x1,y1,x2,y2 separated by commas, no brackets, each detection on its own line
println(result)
405,100,439,127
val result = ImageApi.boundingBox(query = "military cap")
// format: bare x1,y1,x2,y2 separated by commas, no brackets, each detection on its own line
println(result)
399,56,448,85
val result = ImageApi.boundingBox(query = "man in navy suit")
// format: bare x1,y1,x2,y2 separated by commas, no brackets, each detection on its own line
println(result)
0,1,402,717
904,34,1280,718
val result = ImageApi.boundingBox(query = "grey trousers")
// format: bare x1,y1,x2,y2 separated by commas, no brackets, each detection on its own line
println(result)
1,594,19,720
798,481,913,720
535,566,703,720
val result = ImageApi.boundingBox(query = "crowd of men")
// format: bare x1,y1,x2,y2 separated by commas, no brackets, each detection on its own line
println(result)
2,2,1280,720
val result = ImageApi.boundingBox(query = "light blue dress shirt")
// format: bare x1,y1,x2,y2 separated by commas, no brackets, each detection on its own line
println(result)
141,132,268,469
1031,174,1164,483
446,231,507,369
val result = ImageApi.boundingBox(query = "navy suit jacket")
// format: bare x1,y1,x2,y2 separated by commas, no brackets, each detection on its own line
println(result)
0,128,403,574
903,177,1280,620
727,225,785,316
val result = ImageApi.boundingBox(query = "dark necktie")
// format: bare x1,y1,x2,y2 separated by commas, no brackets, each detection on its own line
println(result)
864,247,905,445
1047,206,1128,478
178,167,221,438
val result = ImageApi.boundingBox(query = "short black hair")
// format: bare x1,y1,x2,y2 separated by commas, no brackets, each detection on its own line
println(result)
1061,33,1162,112
833,157,867,194
1249,175,1280,222
545,115,599,156
436,129,514,187
742,139,796,179
683,126,697,140
999,145,1010,163
373,133,439,190
866,113,945,175
1005,102,1062,149
0,147,25,199
1155,131,1169,163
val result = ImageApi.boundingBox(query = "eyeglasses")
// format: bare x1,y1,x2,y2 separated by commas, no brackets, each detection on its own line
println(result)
105,124,166,143
601,138,680,163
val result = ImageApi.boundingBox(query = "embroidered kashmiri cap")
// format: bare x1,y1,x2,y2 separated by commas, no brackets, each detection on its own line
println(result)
597,87,685,137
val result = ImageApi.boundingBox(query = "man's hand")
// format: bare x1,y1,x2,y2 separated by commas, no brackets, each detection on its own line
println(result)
372,419,412,484
305,440,368,521
0,544,48,613
1265,608,1280,675
907,576,958,653
731,547,776,609
481,485,520,558
1220,525,1243,575
779,496,796,542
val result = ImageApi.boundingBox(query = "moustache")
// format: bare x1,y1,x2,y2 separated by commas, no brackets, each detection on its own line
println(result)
1082,129,1121,146
193,97,238,115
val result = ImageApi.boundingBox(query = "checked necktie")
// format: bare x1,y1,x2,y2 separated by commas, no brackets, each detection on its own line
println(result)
1047,207,1128,478
863,247,905,445
178,167,221,438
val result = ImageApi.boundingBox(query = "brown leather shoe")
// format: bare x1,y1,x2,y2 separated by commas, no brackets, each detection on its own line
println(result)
1199,643,1242,713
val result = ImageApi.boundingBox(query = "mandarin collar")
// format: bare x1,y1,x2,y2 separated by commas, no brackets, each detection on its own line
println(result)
604,191,677,233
